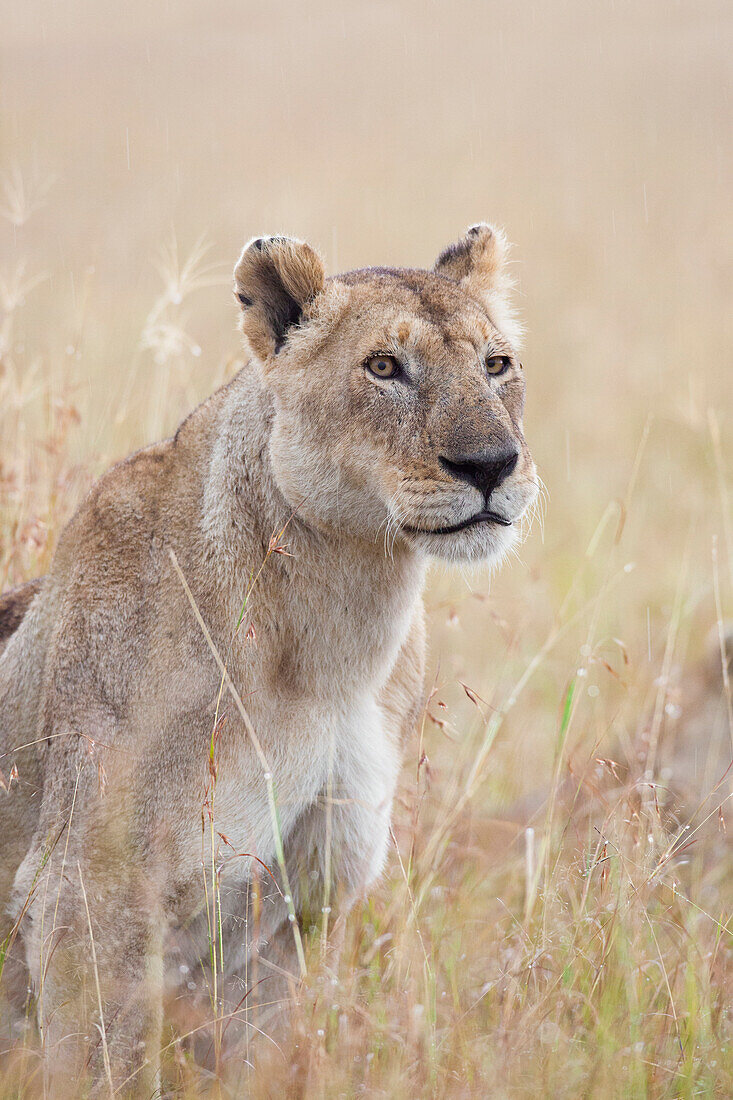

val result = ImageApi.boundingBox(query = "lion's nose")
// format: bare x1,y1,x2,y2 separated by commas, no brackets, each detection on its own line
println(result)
439,444,519,501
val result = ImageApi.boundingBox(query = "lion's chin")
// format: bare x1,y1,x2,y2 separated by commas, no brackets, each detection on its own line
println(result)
401,517,518,565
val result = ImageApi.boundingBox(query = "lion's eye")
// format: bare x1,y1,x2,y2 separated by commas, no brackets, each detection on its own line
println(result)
366,354,400,379
485,355,511,376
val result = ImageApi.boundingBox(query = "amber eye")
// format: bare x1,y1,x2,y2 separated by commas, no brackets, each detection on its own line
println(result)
485,355,511,376
366,354,400,379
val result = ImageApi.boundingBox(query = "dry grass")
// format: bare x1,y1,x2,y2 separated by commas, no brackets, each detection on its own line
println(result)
1,0,732,1095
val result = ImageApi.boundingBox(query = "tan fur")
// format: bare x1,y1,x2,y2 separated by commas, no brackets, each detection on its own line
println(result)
0,226,537,1091
0,579,43,657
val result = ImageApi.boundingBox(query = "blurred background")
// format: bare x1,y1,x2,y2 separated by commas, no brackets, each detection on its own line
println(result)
1,1,732,1094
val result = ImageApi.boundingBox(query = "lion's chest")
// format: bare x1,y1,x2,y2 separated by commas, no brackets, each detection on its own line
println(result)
241,585,415,708
209,692,383,869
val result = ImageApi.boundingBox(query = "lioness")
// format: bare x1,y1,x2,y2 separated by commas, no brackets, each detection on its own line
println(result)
0,225,537,1091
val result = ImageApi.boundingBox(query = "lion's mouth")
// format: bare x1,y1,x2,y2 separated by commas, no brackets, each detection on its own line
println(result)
404,509,512,536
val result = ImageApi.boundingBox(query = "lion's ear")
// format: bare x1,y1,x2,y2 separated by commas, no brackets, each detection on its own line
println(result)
233,235,325,359
433,223,520,346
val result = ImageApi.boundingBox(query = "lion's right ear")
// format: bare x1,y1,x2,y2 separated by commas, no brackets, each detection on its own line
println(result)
233,235,325,359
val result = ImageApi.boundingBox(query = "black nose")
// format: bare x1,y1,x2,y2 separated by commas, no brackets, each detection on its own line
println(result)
440,444,520,500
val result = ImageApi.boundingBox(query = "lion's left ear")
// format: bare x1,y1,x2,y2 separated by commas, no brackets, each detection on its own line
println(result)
234,234,325,360
433,223,521,346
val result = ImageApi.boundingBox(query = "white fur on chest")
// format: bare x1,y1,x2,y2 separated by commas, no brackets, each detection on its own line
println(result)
212,691,396,874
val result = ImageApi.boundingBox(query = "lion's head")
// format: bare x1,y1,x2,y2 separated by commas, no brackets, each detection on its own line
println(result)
233,225,538,564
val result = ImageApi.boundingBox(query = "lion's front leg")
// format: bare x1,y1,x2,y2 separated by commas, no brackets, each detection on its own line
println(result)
224,609,426,1054
240,706,401,1035
18,841,165,1096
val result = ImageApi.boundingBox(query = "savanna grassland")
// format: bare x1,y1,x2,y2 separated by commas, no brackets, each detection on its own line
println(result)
1,1,732,1096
